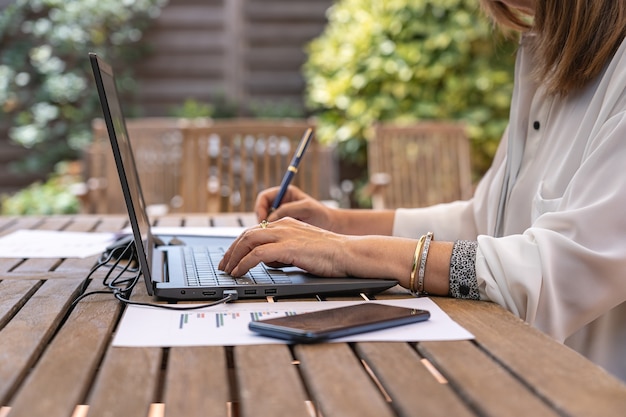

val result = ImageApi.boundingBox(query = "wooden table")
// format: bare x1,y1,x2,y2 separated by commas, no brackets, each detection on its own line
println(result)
1,213,626,417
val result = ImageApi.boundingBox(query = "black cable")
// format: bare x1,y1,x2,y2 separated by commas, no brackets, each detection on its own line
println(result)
104,253,139,290
113,291,237,310
75,239,136,299
97,239,136,268
71,240,237,310
72,240,136,307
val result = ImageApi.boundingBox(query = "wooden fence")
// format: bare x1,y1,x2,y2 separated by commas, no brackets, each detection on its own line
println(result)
133,0,333,116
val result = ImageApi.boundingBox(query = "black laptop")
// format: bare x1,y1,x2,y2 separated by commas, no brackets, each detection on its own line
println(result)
89,52,397,300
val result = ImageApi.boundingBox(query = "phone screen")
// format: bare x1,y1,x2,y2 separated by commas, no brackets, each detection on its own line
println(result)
248,303,430,342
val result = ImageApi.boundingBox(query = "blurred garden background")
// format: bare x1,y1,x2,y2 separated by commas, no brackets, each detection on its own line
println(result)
0,0,517,215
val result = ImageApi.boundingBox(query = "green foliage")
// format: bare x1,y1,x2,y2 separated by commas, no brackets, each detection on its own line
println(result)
170,98,215,118
1,161,82,215
304,0,517,174
0,0,168,173
248,99,305,119
169,92,239,119
171,96,305,119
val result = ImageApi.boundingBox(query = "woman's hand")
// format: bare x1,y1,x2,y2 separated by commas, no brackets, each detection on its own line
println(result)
218,217,418,285
255,185,337,231
219,217,347,277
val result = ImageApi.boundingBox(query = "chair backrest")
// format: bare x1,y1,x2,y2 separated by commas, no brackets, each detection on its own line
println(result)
179,119,332,212
82,118,335,213
367,122,472,209
84,117,186,214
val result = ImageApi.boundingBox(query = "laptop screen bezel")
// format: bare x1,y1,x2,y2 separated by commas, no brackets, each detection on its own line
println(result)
89,52,156,296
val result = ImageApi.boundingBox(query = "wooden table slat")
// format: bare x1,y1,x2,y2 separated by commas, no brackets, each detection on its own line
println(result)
181,215,211,227
54,256,102,274
0,278,82,405
236,213,257,228
6,280,122,417
0,259,24,274
154,216,185,227
295,343,396,417
0,217,44,236
91,216,128,233
434,298,626,417
0,279,41,329
419,340,560,417
235,344,311,417
211,213,247,227
86,347,162,417
60,217,102,232
162,346,231,417
11,258,62,274
0,217,17,230
35,217,74,231
355,342,475,417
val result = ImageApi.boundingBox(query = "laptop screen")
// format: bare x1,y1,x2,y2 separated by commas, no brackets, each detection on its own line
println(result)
89,53,156,294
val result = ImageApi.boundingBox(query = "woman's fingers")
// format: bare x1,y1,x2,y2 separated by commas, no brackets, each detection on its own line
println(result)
219,217,344,277
218,220,271,270
255,185,306,221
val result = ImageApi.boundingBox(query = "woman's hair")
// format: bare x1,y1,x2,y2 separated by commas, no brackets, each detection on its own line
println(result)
481,0,626,95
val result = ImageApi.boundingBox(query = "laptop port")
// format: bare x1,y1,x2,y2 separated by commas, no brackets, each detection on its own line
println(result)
202,291,216,296
244,289,257,295
264,289,277,295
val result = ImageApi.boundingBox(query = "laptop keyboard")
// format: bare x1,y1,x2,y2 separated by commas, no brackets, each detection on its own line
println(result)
182,246,293,287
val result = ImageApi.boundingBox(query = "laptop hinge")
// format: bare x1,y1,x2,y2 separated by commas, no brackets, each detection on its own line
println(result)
162,250,169,283
151,249,168,284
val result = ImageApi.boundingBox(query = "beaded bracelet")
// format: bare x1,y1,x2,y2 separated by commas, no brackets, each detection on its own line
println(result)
417,232,434,295
409,234,427,295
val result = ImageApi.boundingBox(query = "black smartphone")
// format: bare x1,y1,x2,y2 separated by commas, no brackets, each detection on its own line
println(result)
248,303,430,343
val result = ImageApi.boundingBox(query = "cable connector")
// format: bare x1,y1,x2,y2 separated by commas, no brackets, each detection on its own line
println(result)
223,290,239,302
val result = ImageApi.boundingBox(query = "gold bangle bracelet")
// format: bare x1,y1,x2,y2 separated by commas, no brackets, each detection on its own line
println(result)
410,234,427,295
417,232,434,295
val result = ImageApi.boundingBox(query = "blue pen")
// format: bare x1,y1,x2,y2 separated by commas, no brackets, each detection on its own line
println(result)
270,128,314,213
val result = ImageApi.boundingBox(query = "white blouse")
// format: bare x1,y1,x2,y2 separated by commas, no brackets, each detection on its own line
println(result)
392,36,626,382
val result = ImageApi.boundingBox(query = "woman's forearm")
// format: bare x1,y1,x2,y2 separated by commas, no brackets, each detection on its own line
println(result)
422,241,453,295
330,210,454,296
340,235,453,296
331,209,396,235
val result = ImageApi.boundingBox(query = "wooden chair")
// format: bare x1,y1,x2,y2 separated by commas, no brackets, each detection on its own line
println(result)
367,122,472,209
81,117,188,214
179,119,334,212
80,118,335,214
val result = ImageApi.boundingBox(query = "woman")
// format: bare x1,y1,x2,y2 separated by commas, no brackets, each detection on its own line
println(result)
220,0,626,382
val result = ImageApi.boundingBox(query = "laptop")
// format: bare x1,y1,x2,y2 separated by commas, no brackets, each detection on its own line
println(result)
89,52,398,301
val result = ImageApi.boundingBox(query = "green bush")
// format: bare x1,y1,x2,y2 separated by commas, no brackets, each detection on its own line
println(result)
0,0,167,173
170,98,216,119
170,96,305,119
304,0,517,175
1,161,82,215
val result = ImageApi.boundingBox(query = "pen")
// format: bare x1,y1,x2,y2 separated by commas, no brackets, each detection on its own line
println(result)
270,127,314,213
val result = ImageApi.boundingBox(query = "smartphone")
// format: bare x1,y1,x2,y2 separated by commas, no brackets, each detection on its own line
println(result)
248,303,430,343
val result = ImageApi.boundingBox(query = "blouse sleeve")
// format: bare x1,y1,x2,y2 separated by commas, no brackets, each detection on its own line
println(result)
449,240,480,299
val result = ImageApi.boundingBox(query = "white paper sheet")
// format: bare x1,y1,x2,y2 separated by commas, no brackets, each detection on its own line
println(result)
112,297,474,347
0,230,116,258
